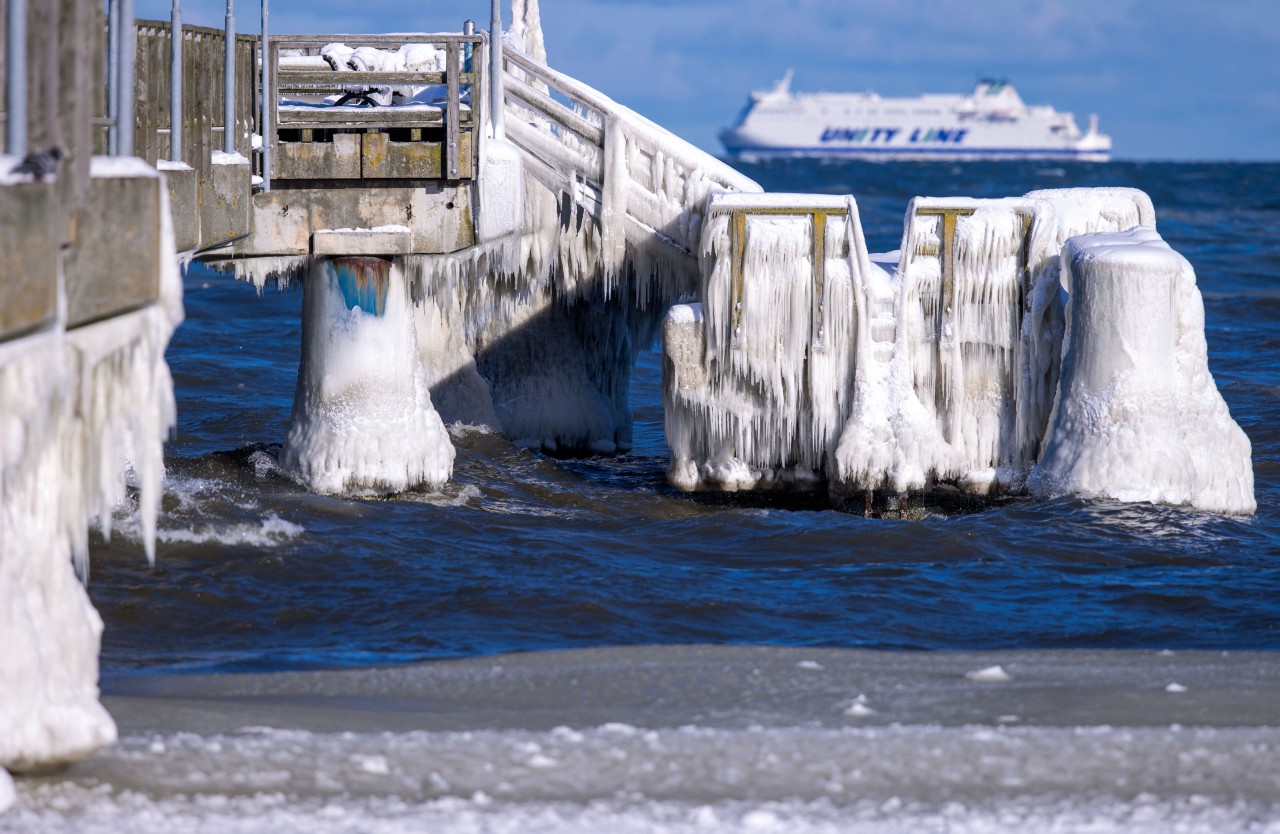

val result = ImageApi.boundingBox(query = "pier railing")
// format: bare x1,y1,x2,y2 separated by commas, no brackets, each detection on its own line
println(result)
499,46,758,260
268,33,484,181
129,20,259,179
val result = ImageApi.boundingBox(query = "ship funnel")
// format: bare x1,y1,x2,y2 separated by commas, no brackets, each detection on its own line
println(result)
770,68,794,96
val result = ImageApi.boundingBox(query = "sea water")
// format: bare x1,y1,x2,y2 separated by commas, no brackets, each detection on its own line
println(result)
5,160,1279,832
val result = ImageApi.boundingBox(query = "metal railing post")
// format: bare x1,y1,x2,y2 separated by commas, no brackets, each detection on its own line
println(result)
6,0,28,155
489,0,504,140
224,0,236,153
119,0,137,155
260,0,270,189
463,19,474,72
107,0,120,153
169,0,183,162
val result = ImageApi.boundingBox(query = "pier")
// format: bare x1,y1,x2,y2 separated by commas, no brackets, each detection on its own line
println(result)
0,0,1256,774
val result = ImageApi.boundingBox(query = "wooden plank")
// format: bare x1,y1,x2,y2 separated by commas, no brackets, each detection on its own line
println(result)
276,108,450,129
277,70,466,87
361,132,471,179
268,33,484,49
275,133,362,179
445,40,461,179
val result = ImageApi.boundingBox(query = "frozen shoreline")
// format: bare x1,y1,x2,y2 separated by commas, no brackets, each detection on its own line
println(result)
7,646,1279,833
98,644,1280,733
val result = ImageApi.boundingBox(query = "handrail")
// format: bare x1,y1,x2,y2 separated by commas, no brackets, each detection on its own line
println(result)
498,45,758,262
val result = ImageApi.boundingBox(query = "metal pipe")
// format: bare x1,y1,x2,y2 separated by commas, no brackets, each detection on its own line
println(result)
224,0,236,153
169,0,183,161
463,19,474,73
6,0,28,155
489,0,504,140
260,0,270,189
119,0,137,155
107,0,120,154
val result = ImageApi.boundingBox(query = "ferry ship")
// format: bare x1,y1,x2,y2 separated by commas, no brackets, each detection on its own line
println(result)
720,72,1111,161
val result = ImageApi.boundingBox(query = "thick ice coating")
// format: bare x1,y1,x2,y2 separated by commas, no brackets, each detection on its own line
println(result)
282,258,454,494
0,159,182,771
664,187,1254,514
664,194,860,490
1030,227,1255,514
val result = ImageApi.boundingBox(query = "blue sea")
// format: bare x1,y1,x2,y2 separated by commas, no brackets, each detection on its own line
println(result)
9,160,1280,833
92,160,1280,671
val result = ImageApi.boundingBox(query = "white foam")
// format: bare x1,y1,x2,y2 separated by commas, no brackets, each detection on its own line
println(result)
155,514,304,547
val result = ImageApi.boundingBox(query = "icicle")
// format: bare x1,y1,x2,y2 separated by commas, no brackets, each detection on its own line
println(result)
664,194,859,491
210,255,312,294
0,162,182,770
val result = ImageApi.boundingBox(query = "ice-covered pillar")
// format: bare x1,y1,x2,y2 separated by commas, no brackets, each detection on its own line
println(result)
1030,227,1254,515
281,258,455,495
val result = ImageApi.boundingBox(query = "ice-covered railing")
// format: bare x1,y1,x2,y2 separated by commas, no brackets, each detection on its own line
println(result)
498,45,761,308
665,186,1255,515
664,194,865,491
891,197,1061,491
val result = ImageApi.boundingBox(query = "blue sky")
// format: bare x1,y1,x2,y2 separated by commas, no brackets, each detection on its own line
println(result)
138,0,1279,160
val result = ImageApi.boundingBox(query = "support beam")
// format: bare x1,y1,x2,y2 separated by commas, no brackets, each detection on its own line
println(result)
107,0,120,153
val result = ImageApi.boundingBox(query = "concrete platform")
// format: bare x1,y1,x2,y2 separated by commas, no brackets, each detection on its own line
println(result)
63,158,163,329
0,179,60,342
232,182,475,257
158,160,200,252
199,152,253,251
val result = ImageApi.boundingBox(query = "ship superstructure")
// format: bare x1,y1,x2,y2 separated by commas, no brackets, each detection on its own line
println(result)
721,72,1111,161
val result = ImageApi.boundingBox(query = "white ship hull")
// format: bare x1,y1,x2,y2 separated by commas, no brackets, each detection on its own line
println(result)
721,76,1111,162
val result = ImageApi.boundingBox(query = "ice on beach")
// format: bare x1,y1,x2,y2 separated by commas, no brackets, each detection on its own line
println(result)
0,766,12,813
965,665,1013,683
844,695,878,717
8,720,1280,833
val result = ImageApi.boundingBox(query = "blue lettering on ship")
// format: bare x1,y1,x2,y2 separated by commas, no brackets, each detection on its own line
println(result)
821,127,968,144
